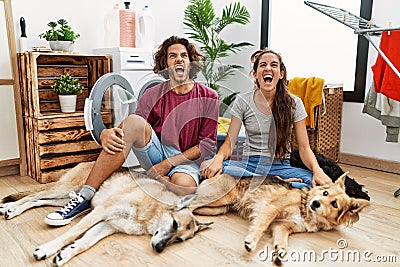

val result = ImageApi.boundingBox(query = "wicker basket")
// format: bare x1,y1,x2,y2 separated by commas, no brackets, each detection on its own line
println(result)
291,86,343,162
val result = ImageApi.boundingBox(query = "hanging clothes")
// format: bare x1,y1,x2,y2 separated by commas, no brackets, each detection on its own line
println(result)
363,83,400,143
371,31,400,102
288,77,324,128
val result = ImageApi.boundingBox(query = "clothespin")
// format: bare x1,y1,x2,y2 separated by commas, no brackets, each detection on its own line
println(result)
366,18,374,28
343,11,348,22
388,22,392,36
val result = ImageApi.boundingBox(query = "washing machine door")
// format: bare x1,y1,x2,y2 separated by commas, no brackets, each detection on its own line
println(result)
84,72,165,167
133,72,166,101
84,72,165,145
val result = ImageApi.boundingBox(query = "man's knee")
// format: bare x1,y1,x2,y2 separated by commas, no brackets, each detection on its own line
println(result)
124,114,146,130
123,114,152,146
171,173,198,188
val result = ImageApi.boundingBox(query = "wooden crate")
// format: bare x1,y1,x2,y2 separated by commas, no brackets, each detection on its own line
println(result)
291,86,343,162
17,52,112,183
23,113,112,183
17,52,111,117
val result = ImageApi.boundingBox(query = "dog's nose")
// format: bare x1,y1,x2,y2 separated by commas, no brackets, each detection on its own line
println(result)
311,200,321,210
153,242,165,253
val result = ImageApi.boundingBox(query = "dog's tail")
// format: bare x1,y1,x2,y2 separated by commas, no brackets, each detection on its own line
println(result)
1,192,31,203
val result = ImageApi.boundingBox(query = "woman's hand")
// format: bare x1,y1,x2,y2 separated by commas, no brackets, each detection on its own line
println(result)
200,155,224,179
312,168,333,187
100,128,125,154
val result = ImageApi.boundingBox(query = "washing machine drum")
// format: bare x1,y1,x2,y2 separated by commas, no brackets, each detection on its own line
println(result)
84,73,165,146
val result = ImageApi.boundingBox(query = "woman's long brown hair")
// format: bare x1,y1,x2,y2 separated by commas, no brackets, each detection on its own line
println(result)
251,49,295,161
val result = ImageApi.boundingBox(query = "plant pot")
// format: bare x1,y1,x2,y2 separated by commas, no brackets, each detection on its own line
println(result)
49,41,75,52
58,95,77,113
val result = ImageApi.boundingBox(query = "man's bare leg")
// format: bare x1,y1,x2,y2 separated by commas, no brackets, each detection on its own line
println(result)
158,173,197,196
85,114,152,190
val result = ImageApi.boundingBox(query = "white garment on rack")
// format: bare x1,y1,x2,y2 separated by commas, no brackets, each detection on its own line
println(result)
363,83,400,142
376,92,400,118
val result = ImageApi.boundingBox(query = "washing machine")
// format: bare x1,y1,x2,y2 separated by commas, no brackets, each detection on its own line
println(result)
87,47,166,167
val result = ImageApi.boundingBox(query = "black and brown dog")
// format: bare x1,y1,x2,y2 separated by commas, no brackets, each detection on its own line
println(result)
290,149,370,200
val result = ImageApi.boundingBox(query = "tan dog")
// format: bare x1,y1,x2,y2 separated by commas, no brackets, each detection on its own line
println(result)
0,162,211,266
191,172,369,265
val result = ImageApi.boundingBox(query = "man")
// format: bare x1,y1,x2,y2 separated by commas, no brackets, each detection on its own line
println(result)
45,36,219,226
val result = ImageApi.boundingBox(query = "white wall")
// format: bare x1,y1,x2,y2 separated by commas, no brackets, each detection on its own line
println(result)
0,0,260,160
1,0,399,165
341,0,400,163
268,0,400,164
269,0,359,92
0,1,18,160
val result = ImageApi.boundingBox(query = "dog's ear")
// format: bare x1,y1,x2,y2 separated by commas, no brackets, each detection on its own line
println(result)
337,198,370,226
195,220,213,232
335,171,349,190
176,194,197,210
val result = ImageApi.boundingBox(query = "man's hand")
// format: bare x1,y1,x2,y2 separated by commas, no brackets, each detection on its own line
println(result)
100,128,126,154
146,160,173,179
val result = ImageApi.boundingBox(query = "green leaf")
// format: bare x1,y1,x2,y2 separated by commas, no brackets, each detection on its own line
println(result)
52,74,83,95
215,2,250,33
183,0,253,103
39,19,80,42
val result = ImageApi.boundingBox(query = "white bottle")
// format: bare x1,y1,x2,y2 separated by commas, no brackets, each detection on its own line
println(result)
138,5,155,49
104,3,120,47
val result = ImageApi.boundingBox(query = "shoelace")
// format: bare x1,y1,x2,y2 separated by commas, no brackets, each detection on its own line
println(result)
58,191,84,215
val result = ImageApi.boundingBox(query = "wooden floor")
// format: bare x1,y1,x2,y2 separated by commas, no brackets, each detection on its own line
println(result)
0,165,399,267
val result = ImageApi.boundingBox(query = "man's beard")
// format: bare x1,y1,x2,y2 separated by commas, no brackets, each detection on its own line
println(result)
168,70,190,85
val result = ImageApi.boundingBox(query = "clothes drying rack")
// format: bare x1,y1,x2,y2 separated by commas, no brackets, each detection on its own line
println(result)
304,1,400,197
304,1,400,79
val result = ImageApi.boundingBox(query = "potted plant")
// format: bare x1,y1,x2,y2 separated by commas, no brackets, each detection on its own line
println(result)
52,74,83,113
183,0,253,115
39,19,80,52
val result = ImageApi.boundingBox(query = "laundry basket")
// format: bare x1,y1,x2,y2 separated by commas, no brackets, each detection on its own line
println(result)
291,86,343,162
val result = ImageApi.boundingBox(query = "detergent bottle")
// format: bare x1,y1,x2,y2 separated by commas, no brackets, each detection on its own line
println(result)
104,3,121,47
138,5,155,49
119,1,136,47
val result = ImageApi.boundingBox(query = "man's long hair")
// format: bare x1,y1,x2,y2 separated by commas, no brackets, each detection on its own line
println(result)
153,36,204,79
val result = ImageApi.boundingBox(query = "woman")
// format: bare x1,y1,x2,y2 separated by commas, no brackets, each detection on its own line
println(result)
201,49,331,188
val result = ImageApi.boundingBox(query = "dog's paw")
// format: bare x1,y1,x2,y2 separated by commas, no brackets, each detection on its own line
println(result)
244,240,256,252
0,203,10,215
52,251,68,267
272,249,286,266
0,203,22,219
33,244,59,261
4,207,19,219
52,245,75,267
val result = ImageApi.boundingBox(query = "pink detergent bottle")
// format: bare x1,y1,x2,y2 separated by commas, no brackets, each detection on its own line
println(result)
119,1,136,47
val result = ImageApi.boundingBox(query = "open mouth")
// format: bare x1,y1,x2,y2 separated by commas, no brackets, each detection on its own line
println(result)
175,65,185,74
263,74,273,83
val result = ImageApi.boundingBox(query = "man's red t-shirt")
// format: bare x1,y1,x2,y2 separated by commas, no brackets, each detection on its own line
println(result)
135,81,219,160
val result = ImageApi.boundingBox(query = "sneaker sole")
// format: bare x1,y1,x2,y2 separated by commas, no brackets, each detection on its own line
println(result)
44,208,92,227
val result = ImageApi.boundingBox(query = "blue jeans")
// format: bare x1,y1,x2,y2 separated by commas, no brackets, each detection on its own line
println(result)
222,155,312,188
131,130,201,185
